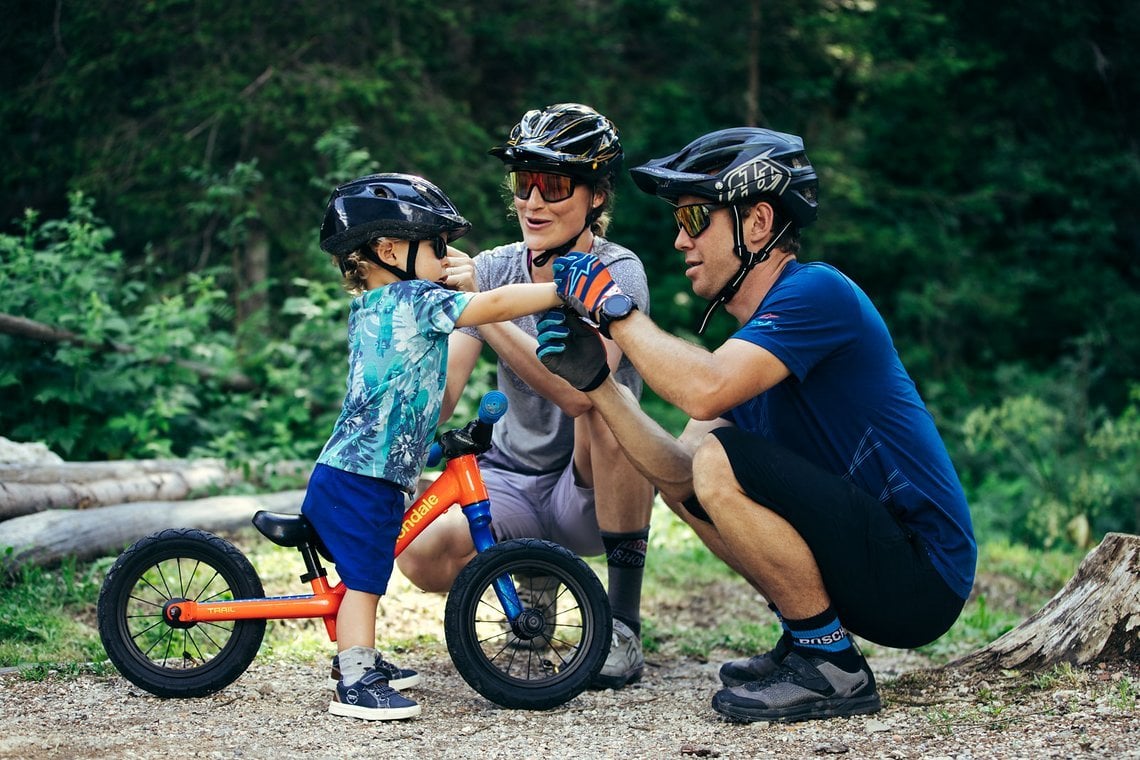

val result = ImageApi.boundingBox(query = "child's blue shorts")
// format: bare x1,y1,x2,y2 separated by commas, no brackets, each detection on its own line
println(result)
300,463,404,596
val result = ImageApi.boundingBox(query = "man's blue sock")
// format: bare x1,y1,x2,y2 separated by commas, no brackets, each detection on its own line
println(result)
785,606,863,671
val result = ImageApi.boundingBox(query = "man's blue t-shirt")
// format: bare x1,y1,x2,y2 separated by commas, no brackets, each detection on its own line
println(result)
726,261,976,600
317,279,474,492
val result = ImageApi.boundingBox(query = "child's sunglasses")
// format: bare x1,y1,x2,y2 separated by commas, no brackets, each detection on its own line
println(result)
409,236,448,262
508,170,577,203
673,202,725,239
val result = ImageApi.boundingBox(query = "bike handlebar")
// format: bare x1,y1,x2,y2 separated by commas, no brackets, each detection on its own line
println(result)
426,391,509,467
478,390,508,424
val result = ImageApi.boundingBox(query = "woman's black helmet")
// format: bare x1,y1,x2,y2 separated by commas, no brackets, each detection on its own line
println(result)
489,103,623,181
630,127,818,228
319,173,471,256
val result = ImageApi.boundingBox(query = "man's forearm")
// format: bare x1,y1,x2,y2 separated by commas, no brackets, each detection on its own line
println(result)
586,377,696,507
607,311,723,419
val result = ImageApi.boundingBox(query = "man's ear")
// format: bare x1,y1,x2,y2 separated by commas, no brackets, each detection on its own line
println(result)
747,201,777,246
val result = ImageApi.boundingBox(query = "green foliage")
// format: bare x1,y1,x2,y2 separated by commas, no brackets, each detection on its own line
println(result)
960,371,1140,548
0,557,110,667
1,0,1138,554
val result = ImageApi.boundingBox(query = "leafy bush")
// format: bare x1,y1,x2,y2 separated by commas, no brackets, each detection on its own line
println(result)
960,373,1140,548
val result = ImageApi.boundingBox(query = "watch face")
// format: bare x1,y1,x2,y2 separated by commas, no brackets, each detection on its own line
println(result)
605,293,634,318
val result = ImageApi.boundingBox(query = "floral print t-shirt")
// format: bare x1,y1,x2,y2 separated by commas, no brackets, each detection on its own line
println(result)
316,280,474,491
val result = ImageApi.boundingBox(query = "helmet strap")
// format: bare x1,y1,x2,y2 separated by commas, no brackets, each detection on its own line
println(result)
529,199,602,269
365,238,419,282
695,208,792,335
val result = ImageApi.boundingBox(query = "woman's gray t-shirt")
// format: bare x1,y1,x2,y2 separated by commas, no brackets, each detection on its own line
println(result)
459,238,649,475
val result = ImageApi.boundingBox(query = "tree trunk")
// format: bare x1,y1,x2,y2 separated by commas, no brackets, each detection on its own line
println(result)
0,490,306,573
0,312,255,391
0,460,238,519
947,532,1140,671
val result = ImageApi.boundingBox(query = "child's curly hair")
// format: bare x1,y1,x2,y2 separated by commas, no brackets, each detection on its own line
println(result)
332,240,378,296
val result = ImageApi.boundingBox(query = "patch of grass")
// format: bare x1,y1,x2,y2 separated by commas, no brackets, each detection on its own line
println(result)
0,557,112,668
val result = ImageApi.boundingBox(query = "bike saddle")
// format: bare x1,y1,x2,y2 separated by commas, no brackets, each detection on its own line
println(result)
252,510,317,548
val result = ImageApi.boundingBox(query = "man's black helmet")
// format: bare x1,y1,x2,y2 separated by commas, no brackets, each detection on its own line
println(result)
630,128,818,228
489,103,623,181
319,173,471,256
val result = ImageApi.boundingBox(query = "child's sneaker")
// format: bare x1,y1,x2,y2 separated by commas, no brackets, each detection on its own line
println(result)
328,652,420,690
329,669,420,721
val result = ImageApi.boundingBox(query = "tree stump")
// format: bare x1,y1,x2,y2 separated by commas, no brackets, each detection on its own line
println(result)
948,532,1140,671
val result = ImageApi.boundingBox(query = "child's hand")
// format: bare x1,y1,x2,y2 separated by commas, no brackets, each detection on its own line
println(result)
552,251,624,322
441,247,478,292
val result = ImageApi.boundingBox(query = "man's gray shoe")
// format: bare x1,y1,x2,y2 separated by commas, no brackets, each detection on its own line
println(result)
590,618,644,689
718,633,792,686
711,651,881,723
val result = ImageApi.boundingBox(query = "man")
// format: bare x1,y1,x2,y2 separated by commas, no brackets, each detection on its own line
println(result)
538,127,976,722
396,104,654,689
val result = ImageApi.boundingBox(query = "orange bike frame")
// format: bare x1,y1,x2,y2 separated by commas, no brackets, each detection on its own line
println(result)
164,454,492,642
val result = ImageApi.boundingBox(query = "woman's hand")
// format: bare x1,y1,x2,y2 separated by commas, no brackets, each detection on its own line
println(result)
441,246,478,292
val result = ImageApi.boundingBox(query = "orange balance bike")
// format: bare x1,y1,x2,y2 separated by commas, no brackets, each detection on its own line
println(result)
96,391,612,710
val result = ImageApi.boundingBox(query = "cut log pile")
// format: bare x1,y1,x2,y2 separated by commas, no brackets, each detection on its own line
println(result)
0,438,308,573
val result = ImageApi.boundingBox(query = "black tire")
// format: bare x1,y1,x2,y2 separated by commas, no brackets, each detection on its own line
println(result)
97,528,266,698
444,538,611,710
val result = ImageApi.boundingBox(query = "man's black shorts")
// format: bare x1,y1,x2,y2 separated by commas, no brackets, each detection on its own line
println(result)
710,426,965,649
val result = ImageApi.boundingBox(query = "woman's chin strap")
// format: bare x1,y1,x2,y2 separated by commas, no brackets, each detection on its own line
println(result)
530,205,602,268
695,209,792,335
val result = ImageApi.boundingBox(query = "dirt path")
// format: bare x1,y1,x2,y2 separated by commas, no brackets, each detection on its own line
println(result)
2,566,1138,760
2,649,1138,759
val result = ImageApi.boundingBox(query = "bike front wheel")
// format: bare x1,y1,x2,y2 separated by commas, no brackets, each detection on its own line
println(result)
97,528,266,698
444,538,611,710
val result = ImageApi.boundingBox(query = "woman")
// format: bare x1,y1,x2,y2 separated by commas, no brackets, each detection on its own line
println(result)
396,103,654,690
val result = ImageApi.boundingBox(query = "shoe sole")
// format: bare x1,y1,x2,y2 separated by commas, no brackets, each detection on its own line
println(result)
328,700,421,721
711,692,882,723
327,673,421,691
589,665,644,690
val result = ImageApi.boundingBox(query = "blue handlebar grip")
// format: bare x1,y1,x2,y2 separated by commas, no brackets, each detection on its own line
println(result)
478,390,509,423
426,443,443,467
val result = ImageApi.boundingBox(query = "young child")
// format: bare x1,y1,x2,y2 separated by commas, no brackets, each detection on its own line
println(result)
303,173,565,721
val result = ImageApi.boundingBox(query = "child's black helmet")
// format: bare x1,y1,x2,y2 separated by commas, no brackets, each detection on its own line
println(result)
319,173,471,256
630,128,818,228
489,103,623,181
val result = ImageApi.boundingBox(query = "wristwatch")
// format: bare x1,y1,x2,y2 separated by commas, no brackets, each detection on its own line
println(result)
597,293,638,339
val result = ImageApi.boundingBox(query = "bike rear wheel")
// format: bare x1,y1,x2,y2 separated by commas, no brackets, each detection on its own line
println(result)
444,538,611,710
97,528,266,698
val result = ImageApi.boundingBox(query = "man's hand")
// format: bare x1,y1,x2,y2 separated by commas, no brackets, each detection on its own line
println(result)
535,308,610,392
552,251,624,322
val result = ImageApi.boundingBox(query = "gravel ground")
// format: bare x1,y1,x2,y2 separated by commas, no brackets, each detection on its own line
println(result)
2,568,1138,760
1,651,1138,759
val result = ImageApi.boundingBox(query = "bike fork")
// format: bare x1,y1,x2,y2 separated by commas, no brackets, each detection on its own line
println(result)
462,499,524,620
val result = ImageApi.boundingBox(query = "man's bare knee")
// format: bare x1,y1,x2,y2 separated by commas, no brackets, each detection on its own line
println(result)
692,435,737,505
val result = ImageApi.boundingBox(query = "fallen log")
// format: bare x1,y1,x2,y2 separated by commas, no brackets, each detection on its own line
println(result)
947,532,1140,671
0,461,238,519
0,490,306,573
0,459,227,484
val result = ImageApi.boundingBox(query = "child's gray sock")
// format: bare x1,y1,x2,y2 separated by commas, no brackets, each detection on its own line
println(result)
338,645,377,685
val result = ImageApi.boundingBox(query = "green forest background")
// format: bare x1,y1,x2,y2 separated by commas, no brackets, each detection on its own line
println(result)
2,0,1138,552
